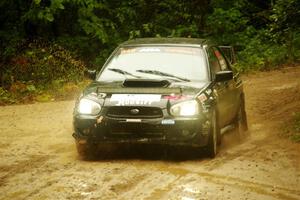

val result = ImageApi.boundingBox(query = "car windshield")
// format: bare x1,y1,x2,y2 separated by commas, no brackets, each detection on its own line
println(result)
97,46,208,82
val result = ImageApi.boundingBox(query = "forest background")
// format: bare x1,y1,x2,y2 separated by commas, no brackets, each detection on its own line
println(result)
0,0,299,104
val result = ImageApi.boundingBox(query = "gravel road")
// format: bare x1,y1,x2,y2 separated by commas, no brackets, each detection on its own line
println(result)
1,67,300,200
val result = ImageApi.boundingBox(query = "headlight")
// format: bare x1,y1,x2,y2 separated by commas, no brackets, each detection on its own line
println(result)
170,100,199,116
78,98,101,115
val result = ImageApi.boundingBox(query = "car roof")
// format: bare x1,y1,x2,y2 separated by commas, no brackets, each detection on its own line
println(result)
120,37,212,47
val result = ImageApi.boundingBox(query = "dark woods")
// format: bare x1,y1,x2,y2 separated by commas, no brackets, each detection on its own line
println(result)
0,0,299,94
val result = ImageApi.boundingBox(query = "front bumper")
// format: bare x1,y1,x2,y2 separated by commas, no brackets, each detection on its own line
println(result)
73,114,211,148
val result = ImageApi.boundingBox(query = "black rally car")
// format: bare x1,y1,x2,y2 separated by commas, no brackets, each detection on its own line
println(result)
73,38,248,158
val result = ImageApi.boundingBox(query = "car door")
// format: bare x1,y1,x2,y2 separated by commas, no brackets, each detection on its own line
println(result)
214,47,240,124
219,46,243,118
207,47,231,127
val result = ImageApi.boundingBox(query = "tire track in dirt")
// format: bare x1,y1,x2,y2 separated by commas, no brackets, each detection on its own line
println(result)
0,155,50,187
115,170,178,200
155,166,300,200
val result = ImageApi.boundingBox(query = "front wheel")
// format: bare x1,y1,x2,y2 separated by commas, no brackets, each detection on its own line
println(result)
205,109,219,158
75,141,97,160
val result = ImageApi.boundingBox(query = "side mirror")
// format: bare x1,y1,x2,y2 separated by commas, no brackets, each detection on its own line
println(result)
215,71,233,82
85,69,97,80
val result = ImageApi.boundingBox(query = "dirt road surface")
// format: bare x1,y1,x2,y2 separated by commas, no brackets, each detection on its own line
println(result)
1,67,300,200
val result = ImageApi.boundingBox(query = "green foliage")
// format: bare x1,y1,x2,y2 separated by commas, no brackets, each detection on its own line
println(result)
293,113,300,132
1,0,300,95
2,40,85,86
268,0,300,62
281,112,300,143
290,112,300,142
235,36,288,72
0,80,90,105
208,0,299,71
0,87,16,105
207,7,248,41
23,0,65,23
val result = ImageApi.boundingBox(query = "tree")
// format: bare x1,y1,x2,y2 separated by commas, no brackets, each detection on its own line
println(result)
269,0,300,61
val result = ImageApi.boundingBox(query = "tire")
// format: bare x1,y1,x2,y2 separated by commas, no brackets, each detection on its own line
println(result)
75,141,96,160
234,98,248,139
206,109,219,158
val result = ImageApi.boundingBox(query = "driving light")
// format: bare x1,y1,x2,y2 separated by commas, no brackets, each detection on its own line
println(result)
78,98,101,115
170,100,199,116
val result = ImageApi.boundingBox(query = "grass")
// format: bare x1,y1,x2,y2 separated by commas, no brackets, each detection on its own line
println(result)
281,112,300,142
0,80,90,105
291,112,300,142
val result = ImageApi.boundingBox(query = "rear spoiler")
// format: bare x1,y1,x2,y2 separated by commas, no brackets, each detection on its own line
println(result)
219,46,236,65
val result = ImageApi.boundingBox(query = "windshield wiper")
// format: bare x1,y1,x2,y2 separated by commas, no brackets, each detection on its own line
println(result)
136,69,190,82
108,68,141,79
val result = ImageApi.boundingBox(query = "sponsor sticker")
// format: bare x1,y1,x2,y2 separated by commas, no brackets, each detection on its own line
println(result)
213,89,218,97
198,94,207,103
139,48,161,52
110,94,161,106
98,93,107,98
120,48,136,54
205,89,212,95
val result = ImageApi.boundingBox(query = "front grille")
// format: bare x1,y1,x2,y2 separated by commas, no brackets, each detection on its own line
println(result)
107,123,164,138
106,106,163,119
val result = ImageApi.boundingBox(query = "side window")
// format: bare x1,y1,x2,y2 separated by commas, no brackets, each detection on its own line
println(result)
213,47,229,71
208,48,221,74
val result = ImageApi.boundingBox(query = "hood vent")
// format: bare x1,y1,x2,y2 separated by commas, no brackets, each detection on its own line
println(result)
123,79,171,88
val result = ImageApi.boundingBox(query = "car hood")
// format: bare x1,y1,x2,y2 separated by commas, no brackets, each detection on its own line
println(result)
83,80,209,96
82,80,210,108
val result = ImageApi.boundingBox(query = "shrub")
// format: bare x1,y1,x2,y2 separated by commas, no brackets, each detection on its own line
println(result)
1,40,86,88
235,37,288,72
291,112,300,142
0,40,87,105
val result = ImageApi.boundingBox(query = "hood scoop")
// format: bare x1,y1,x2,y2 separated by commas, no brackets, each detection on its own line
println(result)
123,79,171,88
